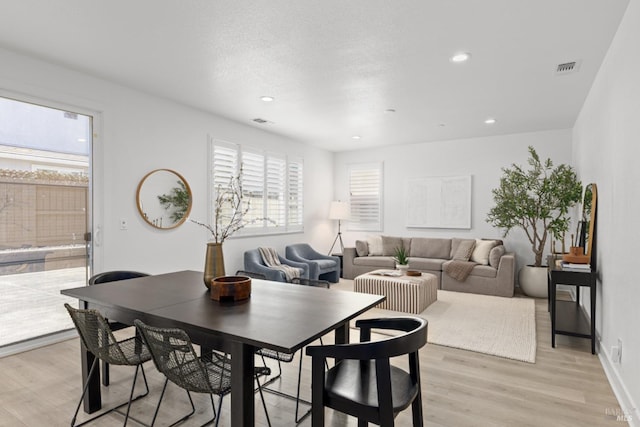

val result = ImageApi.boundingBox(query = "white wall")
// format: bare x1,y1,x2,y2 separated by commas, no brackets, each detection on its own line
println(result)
573,0,639,422
0,47,334,276
333,129,573,272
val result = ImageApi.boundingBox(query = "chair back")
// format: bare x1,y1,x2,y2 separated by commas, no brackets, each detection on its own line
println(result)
134,320,230,395
64,303,128,364
89,270,148,285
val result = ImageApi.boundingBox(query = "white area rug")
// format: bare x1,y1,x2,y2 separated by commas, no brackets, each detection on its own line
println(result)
338,280,537,363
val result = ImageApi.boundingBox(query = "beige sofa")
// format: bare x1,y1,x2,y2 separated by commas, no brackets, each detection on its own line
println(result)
343,236,515,297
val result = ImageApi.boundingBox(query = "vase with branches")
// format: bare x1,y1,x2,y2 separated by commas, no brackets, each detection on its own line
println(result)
191,169,273,288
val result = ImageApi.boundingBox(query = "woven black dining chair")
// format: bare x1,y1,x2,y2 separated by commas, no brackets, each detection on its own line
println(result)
134,319,272,427
64,304,151,427
256,277,330,423
306,316,428,427
88,270,149,386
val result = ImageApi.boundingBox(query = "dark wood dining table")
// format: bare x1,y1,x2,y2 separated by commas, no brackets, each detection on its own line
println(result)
61,270,384,427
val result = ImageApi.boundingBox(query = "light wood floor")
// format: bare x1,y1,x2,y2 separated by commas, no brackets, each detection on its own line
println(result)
0,296,623,426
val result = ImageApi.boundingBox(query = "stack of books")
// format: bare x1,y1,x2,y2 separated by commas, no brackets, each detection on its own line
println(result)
560,261,591,272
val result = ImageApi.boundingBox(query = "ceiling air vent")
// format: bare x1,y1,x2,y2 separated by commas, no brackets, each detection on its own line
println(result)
252,118,268,124
555,61,580,75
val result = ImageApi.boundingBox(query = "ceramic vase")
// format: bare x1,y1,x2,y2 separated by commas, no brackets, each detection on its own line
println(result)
203,242,225,289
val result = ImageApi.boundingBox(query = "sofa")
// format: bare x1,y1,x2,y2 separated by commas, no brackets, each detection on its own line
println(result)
343,236,515,297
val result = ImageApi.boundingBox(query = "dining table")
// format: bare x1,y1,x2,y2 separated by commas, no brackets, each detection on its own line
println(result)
61,270,385,427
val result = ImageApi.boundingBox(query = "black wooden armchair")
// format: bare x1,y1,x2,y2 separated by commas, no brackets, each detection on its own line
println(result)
306,317,428,427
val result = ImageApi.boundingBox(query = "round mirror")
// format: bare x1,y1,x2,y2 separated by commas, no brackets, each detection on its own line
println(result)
136,169,192,229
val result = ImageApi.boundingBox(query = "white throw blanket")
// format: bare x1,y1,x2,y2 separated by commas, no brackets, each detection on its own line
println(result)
258,247,301,282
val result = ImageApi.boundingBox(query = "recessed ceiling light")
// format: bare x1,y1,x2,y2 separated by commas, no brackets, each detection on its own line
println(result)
351,135,361,140
385,109,396,113
260,96,274,102
438,123,446,127
484,118,496,124
77,138,87,143
450,52,471,63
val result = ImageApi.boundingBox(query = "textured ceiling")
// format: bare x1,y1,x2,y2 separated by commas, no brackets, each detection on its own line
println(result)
0,0,629,152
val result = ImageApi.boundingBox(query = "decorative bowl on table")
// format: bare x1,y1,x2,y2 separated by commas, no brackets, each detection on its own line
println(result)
210,276,251,302
406,270,422,277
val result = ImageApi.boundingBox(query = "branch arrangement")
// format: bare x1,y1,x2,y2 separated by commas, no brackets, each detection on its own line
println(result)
191,169,274,243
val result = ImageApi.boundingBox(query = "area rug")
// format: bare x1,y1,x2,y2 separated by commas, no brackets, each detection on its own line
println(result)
338,280,537,363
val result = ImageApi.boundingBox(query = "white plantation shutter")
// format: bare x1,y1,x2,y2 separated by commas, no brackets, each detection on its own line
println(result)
287,159,303,231
349,162,383,231
240,150,264,228
211,143,238,224
209,138,303,236
266,155,286,228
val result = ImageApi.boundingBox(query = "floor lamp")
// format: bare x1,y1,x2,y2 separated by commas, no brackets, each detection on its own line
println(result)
328,201,350,255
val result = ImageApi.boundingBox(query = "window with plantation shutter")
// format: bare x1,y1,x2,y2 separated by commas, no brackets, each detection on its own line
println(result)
240,150,265,228
209,138,304,236
287,159,303,231
266,155,286,228
348,162,383,231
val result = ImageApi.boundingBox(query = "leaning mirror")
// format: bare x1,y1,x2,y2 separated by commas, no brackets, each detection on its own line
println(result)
136,169,192,229
580,183,597,258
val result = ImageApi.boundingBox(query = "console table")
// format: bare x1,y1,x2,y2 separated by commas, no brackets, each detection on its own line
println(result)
548,265,597,354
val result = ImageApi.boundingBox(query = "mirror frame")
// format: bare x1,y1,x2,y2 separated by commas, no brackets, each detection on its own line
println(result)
581,183,597,259
136,168,193,230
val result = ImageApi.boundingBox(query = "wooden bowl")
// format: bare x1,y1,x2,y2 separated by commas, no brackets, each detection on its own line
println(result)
210,276,251,301
406,270,422,276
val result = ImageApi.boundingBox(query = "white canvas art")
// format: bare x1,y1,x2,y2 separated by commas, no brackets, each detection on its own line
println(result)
405,175,472,229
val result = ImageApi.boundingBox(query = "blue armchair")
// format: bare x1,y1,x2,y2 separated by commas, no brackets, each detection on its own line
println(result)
243,249,309,282
285,243,340,283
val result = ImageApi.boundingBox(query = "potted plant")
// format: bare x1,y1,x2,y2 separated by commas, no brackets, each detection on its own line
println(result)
486,146,582,297
393,246,409,274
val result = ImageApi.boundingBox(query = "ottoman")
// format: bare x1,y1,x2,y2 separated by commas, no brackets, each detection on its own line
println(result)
354,270,438,314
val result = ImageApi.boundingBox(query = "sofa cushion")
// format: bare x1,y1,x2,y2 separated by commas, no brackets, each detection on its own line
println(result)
452,239,476,261
408,257,448,271
381,236,404,256
367,235,383,256
410,238,451,259
471,239,497,265
402,238,412,255
354,256,394,268
489,245,506,268
355,240,369,257
443,261,498,278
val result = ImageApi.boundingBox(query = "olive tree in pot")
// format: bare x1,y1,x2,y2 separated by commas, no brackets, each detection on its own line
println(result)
486,146,582,298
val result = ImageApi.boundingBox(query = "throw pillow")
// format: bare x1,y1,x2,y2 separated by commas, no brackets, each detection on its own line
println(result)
452,239,476,261
470,239,497,265
381,236,403,256
355,240,369,257
489,244,506,268
367,235,383,256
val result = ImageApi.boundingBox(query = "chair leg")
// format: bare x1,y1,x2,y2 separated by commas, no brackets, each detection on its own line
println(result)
259,354,283,387
152,380,197,427
254,373,272,427
71,360,151,427
411,393,424,427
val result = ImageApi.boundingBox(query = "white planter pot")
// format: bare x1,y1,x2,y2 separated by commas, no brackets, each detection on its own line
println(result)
396,264,409,274
519,265,548,298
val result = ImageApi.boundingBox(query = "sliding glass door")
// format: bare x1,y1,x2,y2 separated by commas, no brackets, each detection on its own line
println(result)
0,95,92,348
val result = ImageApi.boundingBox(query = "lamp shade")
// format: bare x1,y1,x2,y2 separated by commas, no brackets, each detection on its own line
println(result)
329,201,350,220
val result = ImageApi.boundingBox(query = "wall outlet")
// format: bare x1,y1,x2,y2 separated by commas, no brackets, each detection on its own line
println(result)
120,218,128,230
611,339,622,363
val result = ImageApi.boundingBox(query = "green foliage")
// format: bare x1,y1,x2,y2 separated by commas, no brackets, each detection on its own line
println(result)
157,180,190,222
393,246,409,265
486,146,582,267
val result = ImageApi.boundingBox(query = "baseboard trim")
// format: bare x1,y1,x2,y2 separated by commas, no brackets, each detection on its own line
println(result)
599,342,638,426
0,329,77,358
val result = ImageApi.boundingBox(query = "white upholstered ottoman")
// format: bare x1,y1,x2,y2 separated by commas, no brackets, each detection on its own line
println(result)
353,270,437,314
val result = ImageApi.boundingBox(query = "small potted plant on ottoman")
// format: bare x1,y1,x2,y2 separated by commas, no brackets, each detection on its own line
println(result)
394,246,409,275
